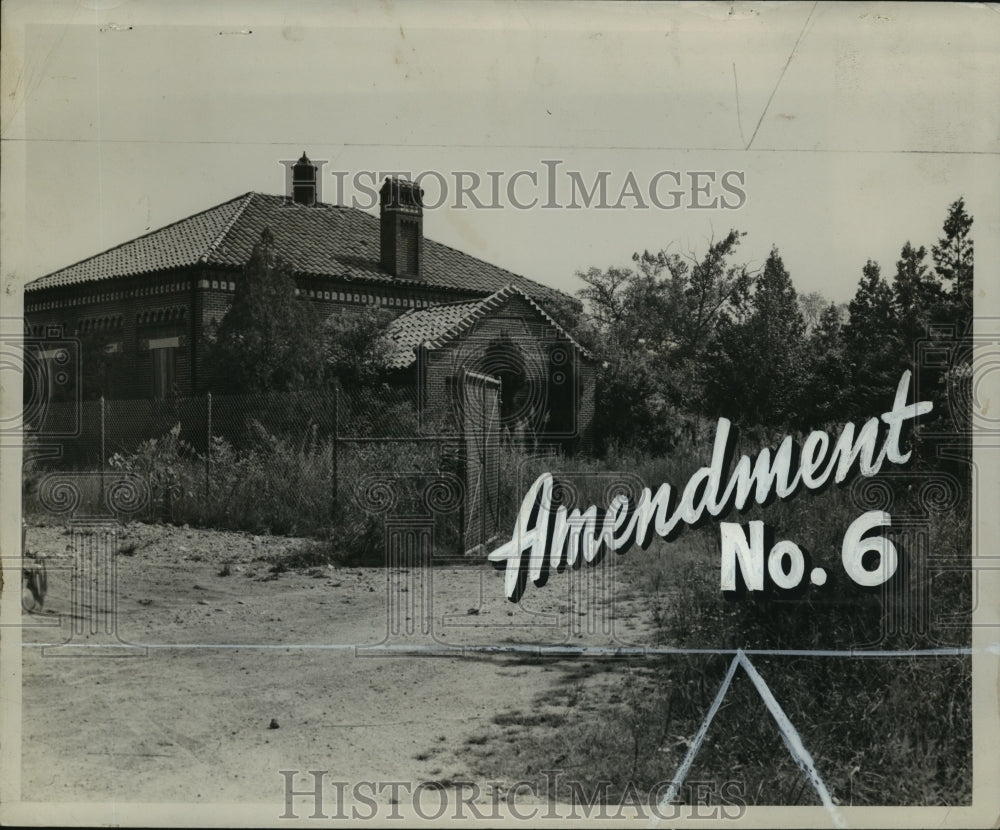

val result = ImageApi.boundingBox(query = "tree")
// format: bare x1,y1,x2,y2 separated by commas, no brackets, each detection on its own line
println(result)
321,306,396,389
932,196,973,319
574,264,679,452
536,290,600,354
705,247,807,428
841,259,900,417
801,302,849,425
928,198,974,475
573,231,752,449
589,350,686,456
892,241,942,353
798,291,829,334
631,229,752,359
844,260,895,345
207,228,325,394
576,265,645,352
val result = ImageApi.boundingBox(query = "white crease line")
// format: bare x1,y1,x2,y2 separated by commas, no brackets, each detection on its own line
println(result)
736,650,847,829
19,641,980,657
650,654,741,826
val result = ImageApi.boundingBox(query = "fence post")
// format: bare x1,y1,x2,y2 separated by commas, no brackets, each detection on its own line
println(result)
205,391,212,500
496,384,502,533
481,379,486,550
99,395,105,490
331,383,339,520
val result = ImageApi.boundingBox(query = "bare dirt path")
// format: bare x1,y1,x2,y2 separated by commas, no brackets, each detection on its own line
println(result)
18,521,657,810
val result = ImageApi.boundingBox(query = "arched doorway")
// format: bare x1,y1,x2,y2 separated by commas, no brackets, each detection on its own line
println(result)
477,338,533,433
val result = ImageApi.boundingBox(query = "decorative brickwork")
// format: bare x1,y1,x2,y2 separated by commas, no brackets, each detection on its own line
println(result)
24,184,595,447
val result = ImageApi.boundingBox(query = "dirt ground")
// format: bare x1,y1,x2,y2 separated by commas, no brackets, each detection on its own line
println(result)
17,520,659,811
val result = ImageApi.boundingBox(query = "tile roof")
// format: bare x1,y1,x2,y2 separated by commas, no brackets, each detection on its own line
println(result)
384,284,591,369
27,195,253,291
383,298,485,369
26,192,564,305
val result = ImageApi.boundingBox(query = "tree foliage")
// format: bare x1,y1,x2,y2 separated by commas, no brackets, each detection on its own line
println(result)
207,229,406,396
932,196,973,317
801,302,849,425
892,241,941,355
321,306,396,389
630,229,752,359
571,231,752,452
841,259,899,416
207,228,325,395
563,198,974,453
206,200,974,458
705,247,806,427
798,291,828,334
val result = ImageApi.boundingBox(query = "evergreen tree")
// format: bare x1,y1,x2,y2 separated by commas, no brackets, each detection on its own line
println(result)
706,247,806,428
841,260,899,417
929,198,974,475
801,302,849,426
932,196,973,319
892,241,942,356
845,260,895,337
207,228,324,394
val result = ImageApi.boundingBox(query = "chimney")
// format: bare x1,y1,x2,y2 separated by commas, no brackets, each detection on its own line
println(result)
292,152,318,206
379,177,423,278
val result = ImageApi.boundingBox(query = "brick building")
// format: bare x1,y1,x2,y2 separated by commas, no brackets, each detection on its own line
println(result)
24,155,595,448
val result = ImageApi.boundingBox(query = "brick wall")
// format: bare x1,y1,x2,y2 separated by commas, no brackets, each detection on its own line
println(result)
416,294,595,449
25,269,195,400
191,268,520,394
25,271,595,452
576,360,597,452
27,265,500,399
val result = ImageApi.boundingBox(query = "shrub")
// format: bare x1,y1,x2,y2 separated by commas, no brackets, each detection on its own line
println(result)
107,422,195,522
93,421,462,561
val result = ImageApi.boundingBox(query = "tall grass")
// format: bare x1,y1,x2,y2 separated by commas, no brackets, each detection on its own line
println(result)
26,420,457,563
474,650,970,807
101,421,339,536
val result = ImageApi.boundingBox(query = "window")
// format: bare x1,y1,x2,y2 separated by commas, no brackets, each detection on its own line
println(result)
81,336,124,400
151,347,177,400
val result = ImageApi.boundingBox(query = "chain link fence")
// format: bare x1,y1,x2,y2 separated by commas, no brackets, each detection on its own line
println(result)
23,384,486,555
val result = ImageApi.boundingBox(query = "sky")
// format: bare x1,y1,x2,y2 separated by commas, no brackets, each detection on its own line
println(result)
2,1,998,307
